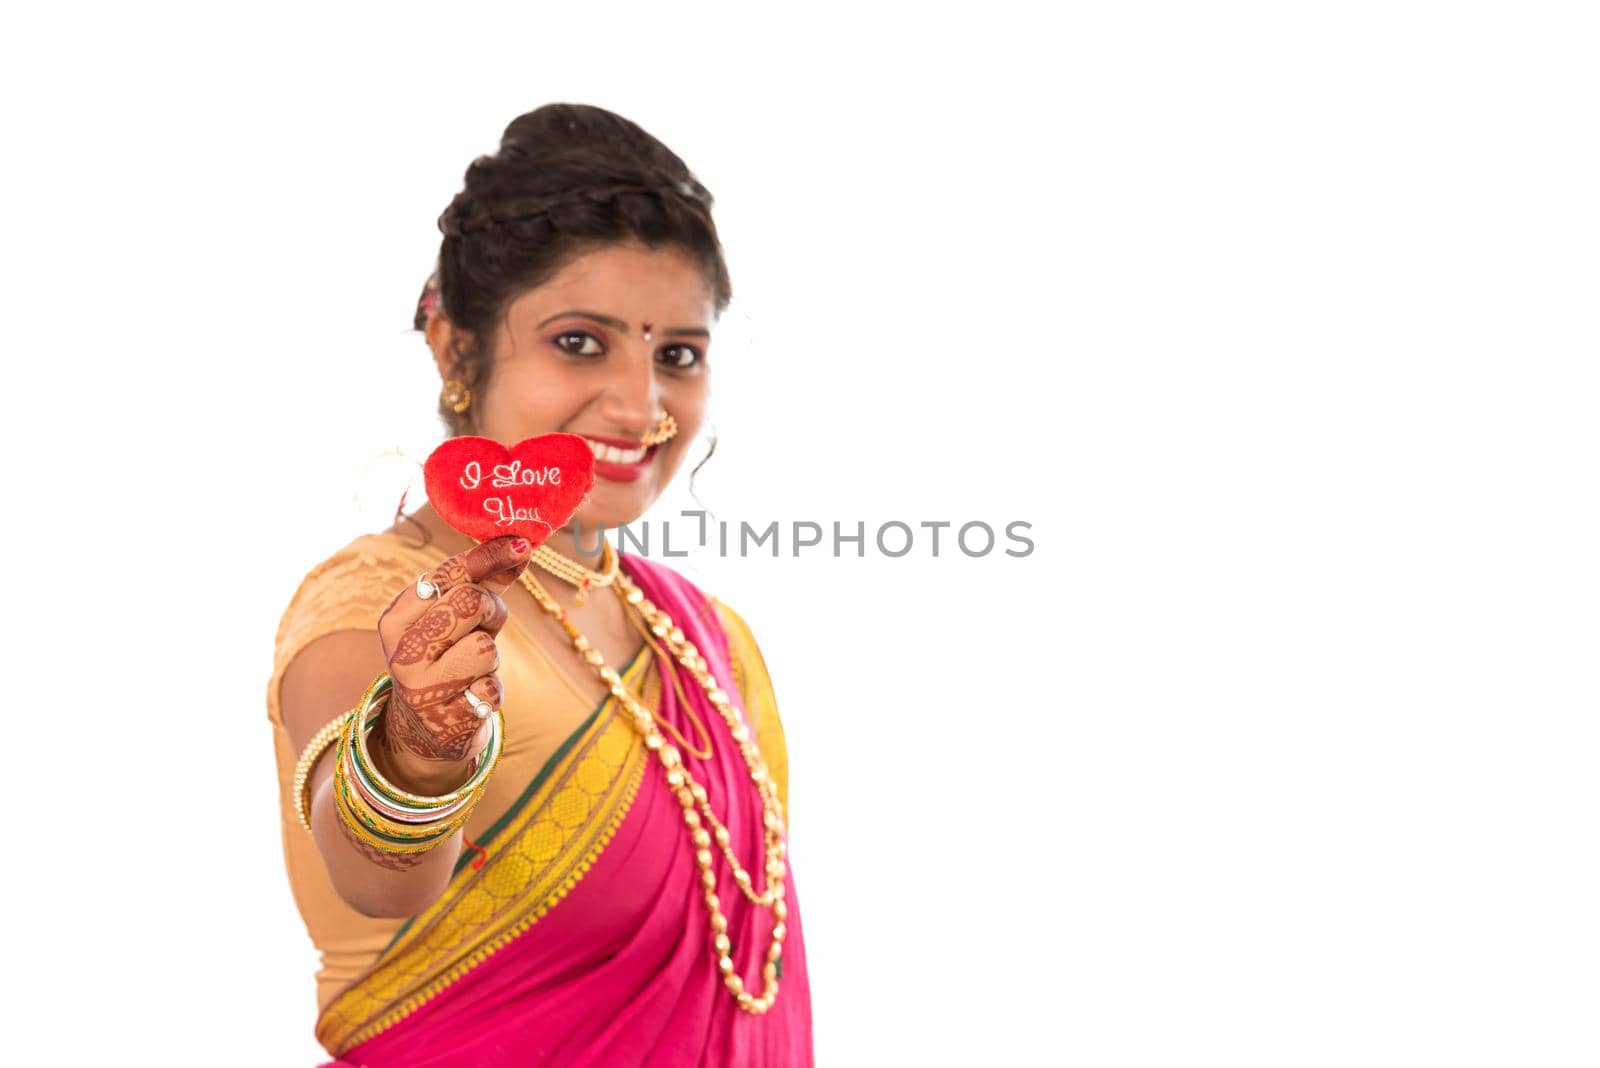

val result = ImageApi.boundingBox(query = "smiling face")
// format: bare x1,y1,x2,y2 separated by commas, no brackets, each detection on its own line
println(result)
428,241,715,533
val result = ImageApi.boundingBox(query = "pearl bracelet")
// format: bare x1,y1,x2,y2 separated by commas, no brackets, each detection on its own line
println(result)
294,712,353,833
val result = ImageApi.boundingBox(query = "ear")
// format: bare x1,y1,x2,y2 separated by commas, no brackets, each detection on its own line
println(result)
426,314,474,380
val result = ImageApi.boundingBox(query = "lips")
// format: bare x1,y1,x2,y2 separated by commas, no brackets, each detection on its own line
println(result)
577,435,658,483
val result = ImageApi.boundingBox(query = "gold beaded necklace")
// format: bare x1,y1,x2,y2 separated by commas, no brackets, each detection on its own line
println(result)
515,563,790,1014
532,540,712,760
621,604,715,760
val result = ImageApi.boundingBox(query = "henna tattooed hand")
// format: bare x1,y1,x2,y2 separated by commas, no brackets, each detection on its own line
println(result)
376,535,532,766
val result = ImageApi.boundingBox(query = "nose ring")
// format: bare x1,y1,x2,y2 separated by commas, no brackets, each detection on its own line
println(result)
641,411,678,447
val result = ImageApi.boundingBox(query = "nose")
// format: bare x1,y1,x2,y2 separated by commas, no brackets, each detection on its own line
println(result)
595,347,660,437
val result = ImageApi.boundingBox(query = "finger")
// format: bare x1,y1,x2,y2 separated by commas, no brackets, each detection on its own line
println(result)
444,536,531,593
381,537,530,635
379,559,473,640
436,679,504,754
452,675,505,719
423,628,500,690
472,536,534,597
449,699,497,761
386,586,505,681
386,671,501,762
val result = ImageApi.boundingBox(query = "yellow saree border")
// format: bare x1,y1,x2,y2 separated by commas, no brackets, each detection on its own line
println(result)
316,654,655,1055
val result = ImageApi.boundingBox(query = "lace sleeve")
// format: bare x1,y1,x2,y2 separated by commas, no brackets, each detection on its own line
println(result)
712,600,791,819
266,536,426,730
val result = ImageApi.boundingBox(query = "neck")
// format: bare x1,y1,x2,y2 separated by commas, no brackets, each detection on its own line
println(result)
539,526,583,562
542,523,616,564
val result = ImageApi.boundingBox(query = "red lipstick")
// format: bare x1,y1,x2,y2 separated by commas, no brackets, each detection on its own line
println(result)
579,434,658,483
592,448,656,482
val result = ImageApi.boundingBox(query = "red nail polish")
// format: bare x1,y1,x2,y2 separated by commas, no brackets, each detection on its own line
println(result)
511,539,529,554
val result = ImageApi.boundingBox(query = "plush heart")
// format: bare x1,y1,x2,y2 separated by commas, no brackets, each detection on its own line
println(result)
423,434,597,547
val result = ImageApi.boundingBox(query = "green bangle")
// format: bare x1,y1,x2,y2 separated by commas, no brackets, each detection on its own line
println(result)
332,782,458,855
332,756,467,845
346,673,505,809
330,746,464,853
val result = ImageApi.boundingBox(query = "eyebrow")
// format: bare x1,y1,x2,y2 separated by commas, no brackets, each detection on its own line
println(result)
537,309,710,339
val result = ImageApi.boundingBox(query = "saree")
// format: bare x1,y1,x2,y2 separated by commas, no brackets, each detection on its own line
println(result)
266,531,812,1065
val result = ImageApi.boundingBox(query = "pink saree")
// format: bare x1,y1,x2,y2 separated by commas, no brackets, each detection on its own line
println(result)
316,553,812,1066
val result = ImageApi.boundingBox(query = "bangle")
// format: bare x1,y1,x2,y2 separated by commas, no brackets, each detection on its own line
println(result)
339,726,480,830
331,774,462,855
346,673,505,809
325,673,507,858
330,712,475,854
345,744,480,823
333,749,473,843
293,712,353,833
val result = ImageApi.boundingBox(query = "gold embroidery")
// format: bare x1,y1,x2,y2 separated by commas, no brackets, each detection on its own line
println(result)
287,565,793,1056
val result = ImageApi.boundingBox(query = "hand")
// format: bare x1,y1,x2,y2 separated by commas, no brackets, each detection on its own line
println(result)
375,536,532,777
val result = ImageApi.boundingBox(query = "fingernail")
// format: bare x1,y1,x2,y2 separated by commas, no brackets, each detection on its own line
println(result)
511,539,529,554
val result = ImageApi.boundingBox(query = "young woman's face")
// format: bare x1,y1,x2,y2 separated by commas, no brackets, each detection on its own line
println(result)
439,242,715,531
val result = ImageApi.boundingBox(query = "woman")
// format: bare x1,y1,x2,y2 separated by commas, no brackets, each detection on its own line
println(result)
266,103,812,1066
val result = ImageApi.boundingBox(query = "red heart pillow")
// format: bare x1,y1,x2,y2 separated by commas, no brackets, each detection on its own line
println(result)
423,434,596,546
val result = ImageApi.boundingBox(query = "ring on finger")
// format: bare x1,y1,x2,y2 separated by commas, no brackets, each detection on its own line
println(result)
464,689,495,720
416,572,440,600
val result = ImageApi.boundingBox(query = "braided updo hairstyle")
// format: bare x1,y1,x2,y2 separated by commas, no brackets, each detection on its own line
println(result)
415,103,733,438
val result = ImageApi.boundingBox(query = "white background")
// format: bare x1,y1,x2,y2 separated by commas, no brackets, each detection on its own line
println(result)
5,2,1597,1065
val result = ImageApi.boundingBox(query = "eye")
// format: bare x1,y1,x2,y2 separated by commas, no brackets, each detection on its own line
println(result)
553,330,604,357
658,344,703,369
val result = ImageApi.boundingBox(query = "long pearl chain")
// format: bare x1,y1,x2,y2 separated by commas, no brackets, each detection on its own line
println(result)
516,565,790,1013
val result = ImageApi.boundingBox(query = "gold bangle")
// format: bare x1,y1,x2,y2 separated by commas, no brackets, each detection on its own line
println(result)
349,674,505,808
334,739,482,842
331,714,463,855
334,768,472,847
330,774,461,856
293,711,353,833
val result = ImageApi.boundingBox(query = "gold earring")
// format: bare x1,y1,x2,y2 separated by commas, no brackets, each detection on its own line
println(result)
441,379,472,414
641,411,678,447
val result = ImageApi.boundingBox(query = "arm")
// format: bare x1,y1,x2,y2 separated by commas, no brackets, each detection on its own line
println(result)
278,535,531,918
280,630,472,917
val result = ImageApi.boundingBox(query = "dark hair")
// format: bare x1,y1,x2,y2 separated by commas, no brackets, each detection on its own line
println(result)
416,103,733,438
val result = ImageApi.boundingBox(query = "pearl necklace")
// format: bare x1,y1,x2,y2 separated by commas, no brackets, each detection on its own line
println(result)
516,565,790,1013
530,540,618,606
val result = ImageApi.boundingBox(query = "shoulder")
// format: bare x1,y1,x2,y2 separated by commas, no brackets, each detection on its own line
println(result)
272,531,446,669
268,530,448,727
710,599,762,657
294,529,444,592
703,596,791,815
